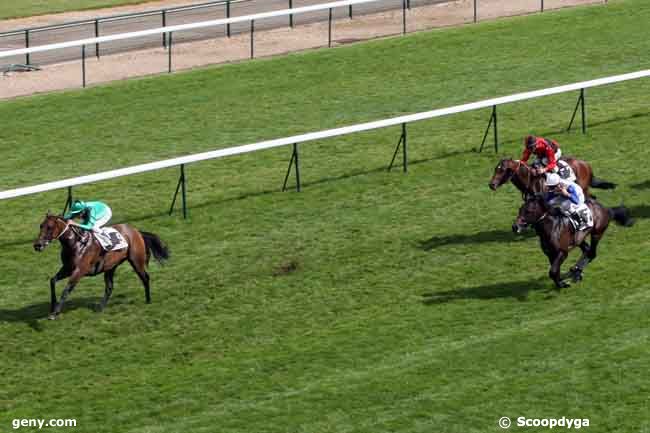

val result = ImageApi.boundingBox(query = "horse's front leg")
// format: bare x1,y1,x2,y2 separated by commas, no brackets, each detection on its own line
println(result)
49,267,71,313
549,250,569,288
49,269,82,320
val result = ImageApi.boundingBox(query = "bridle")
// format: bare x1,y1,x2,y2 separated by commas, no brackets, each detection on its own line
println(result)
493,159,521,187
54,220,71,239
43,217,79,244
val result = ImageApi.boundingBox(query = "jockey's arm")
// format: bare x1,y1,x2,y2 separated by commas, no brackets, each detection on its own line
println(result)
521,148,532,162
79,211,98,230
77,221,93,230
69,209,94,230
566,185,581,204
543,146,557,172
67,220,90,230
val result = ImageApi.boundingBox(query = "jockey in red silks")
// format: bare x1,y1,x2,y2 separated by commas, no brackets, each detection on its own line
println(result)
521,135,562,176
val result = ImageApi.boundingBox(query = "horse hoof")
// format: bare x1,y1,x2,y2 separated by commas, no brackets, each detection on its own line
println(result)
48,314,58,320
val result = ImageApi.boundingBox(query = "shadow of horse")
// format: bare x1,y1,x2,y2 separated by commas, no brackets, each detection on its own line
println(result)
421,279,550,304
418,229,535,251
0,238,34,249
0,295,126,330
630,180,650,190
628,204,650,219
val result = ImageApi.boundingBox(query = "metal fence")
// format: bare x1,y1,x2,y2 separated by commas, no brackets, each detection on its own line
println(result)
1,68,647,219
0,0,609,94
0,0,450,67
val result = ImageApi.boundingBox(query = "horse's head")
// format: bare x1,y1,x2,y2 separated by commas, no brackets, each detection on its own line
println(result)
513,195,547,233
489,159,519,191
33,212,68,252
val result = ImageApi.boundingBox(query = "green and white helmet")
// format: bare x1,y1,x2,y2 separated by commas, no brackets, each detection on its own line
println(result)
69,199,87,214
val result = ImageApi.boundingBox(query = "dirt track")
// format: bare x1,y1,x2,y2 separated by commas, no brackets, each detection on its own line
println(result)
0,0,603,100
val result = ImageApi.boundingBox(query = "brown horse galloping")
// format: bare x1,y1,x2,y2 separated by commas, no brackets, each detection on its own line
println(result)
33,213,169,319
513,196,633,288
488,158,616,198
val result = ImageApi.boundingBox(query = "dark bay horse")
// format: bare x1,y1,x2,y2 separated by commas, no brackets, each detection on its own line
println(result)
33,213,169,319
488,158,617,198
513,197,633,288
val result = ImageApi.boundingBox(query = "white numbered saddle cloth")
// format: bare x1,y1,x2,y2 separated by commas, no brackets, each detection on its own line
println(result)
94,228,128,251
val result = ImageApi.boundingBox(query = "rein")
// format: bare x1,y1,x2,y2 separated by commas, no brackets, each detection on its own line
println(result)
510,159,533,199
515,160,533,188
52,218,84,242
55,221,71,239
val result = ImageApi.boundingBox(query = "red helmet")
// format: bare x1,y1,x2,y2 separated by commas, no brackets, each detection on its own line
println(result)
525,135,537,149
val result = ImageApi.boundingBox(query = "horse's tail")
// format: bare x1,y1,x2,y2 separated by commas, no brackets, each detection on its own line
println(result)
608,206,635,227
591,177,617,190
140,231,170,264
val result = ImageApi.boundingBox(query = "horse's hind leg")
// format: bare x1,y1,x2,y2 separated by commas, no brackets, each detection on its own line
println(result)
129,259,151,304
570,241,591,282
572,233,603,281
98,269,116,312
50,267,71,313
587,235,601,262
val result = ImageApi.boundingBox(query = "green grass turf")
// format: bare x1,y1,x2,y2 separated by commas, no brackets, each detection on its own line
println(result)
0,1,166,21
1,1,649,432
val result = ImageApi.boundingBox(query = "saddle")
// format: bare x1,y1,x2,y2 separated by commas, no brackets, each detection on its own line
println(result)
562,207,593,233
93,228,128,251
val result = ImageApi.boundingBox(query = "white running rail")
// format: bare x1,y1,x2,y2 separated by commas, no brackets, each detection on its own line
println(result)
0,0,386,59
1,69,648,200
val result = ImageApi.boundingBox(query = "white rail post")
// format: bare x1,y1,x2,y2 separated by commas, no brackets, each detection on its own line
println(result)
168,32,173,73
250,20,255,59
169,164,188,218
62,187,73,215
282,143,301,192
95,19,100,59
328,8,333,48
82,44,86,88
388,123,408,172
479,105,498,153
567,88,586,133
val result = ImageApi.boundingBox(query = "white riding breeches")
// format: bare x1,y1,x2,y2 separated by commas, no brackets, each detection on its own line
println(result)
552,198,580,215
92,208,112,233
549,198,592,227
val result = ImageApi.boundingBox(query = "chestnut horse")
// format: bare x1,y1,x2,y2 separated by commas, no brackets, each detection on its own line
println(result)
513,196,633,288
488,158,616,199
33,213,169,319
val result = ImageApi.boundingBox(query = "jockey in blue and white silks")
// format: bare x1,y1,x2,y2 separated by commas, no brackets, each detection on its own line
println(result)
545,173,592,231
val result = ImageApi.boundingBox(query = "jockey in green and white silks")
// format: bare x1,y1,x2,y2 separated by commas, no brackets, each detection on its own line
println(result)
64,200,112,233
